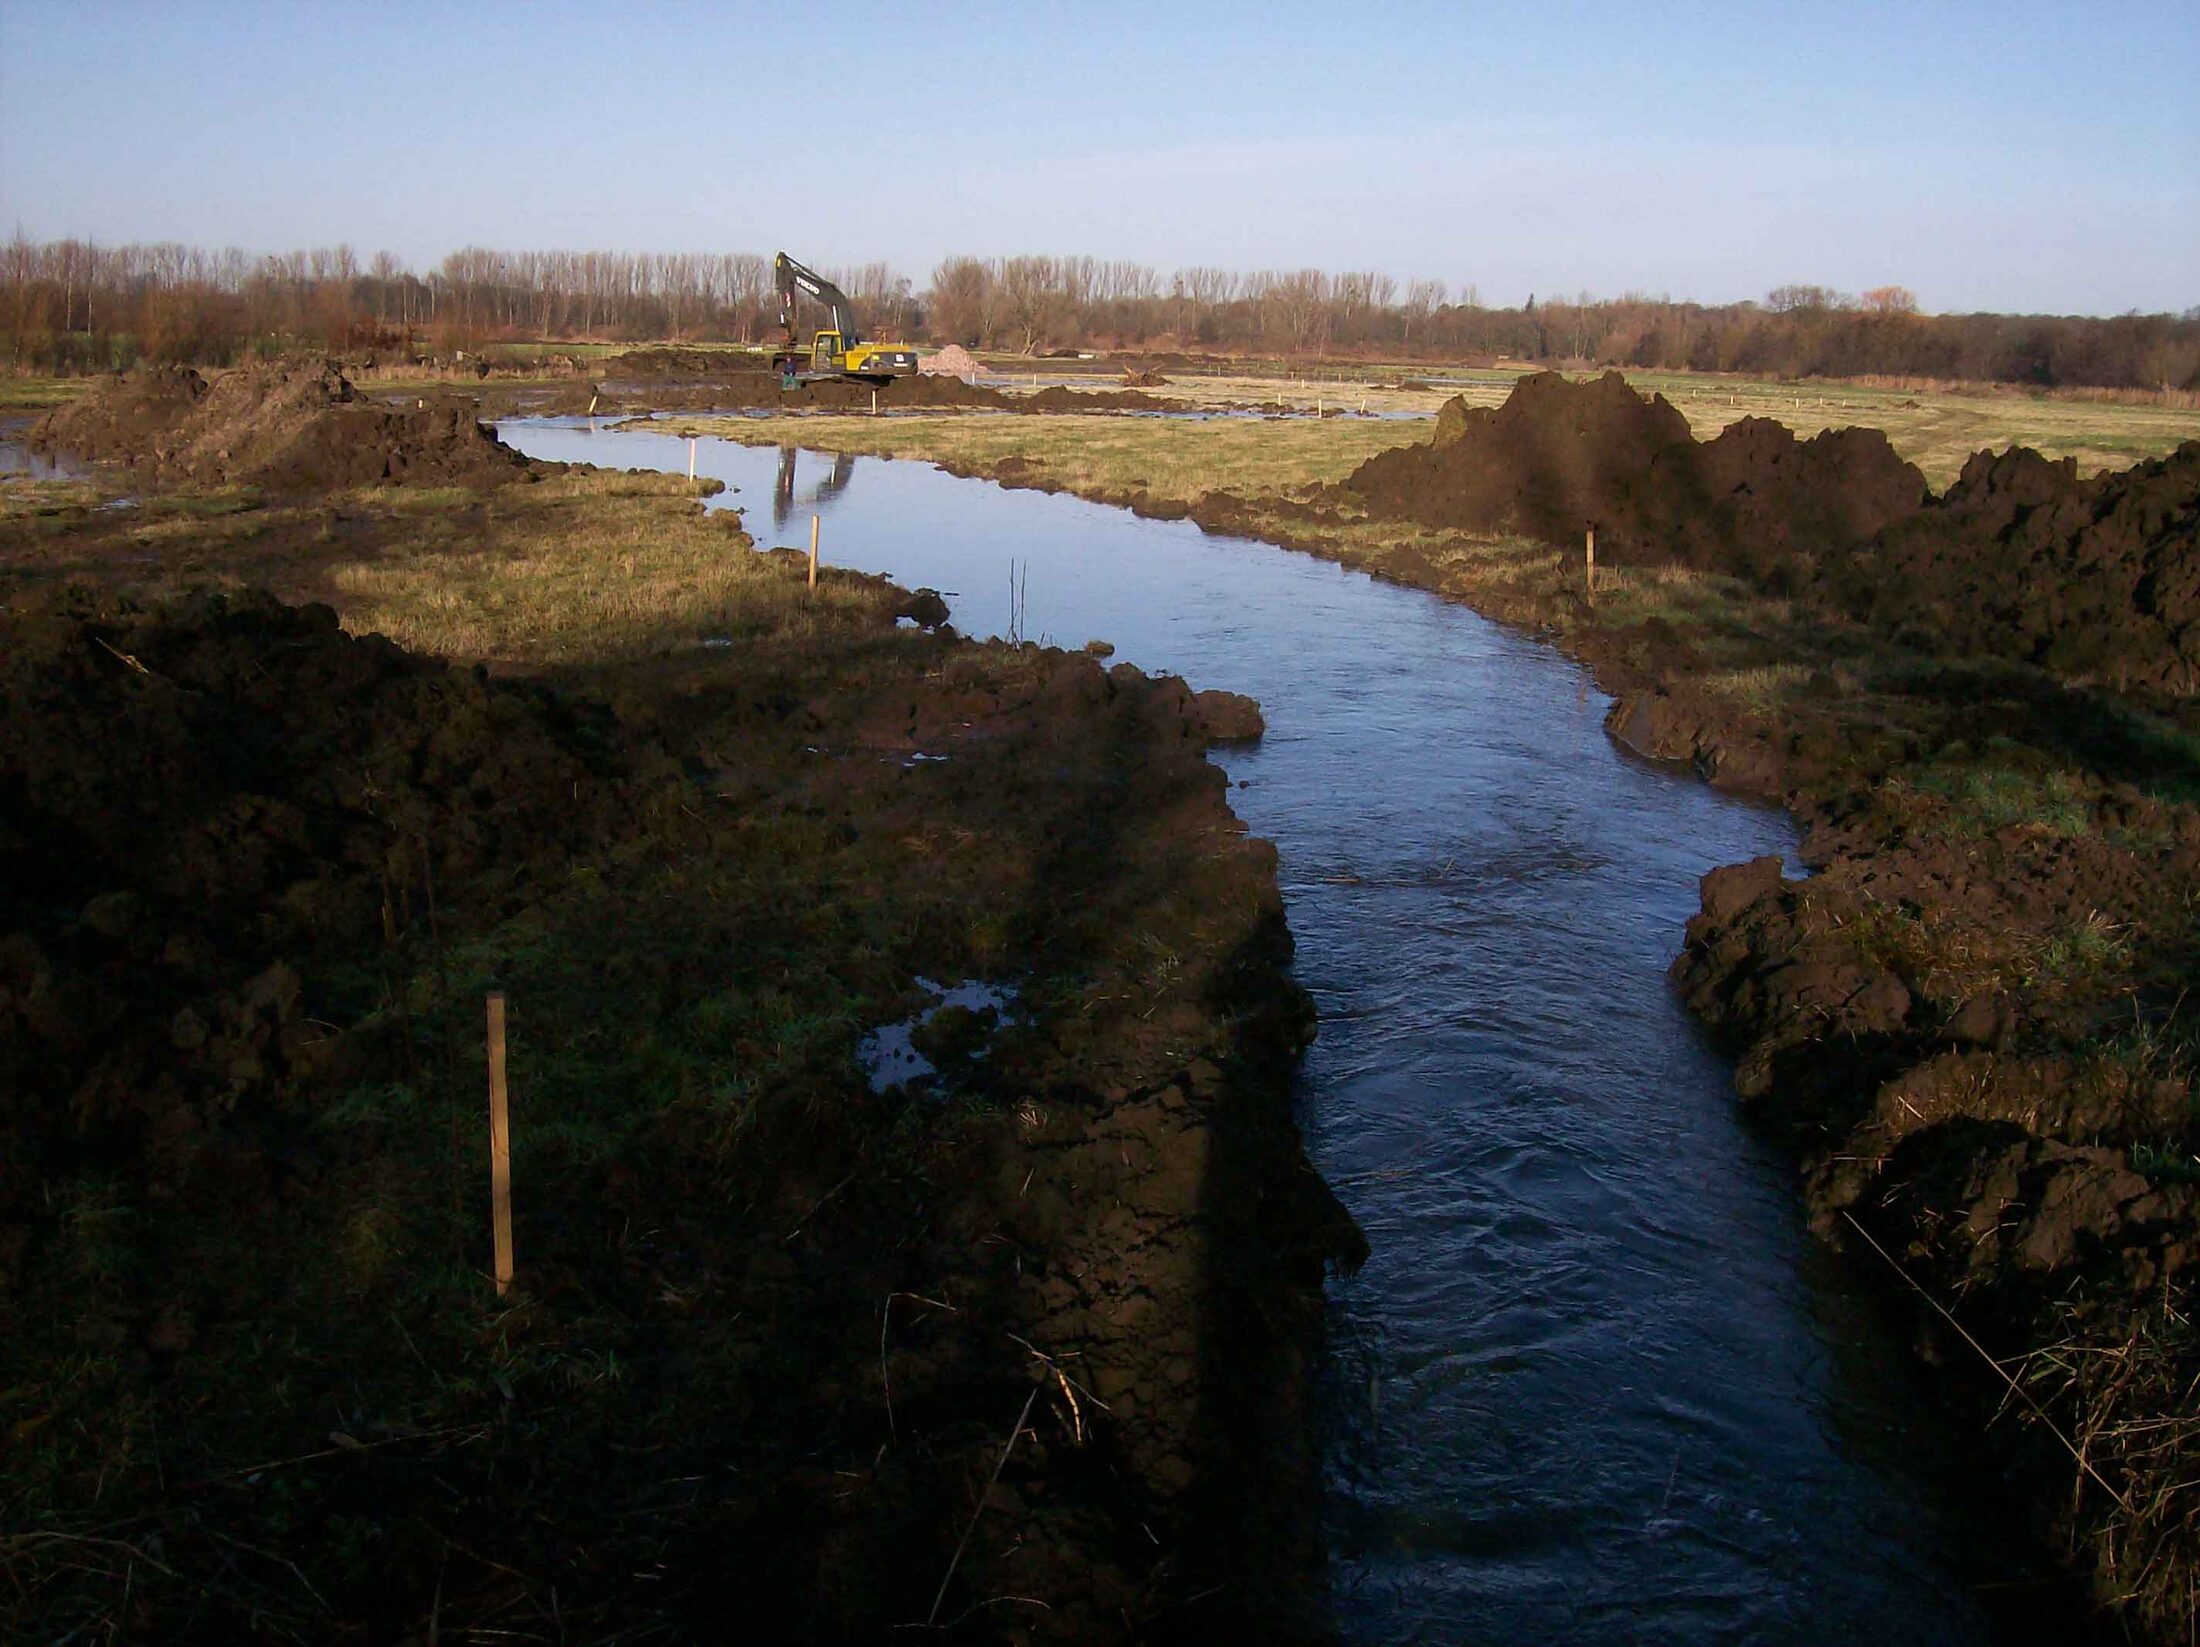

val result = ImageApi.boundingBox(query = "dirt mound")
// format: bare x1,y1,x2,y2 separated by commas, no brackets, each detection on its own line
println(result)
1021,384,1170,413
31,362,529,491
1832,441,2200,692
0,586,633,1215
919,343,985,380
25,363,208,460
595,353,1014,411
1122,367,1171,388
1340,370,1928,575
600,347,754,377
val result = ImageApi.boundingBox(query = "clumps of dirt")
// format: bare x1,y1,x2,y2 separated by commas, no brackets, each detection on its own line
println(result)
1188,688,1264,742
31,362,530,491
1833,441,2200,693
584,352,1183,417
1673,843,2200,1639
598,347,743,377
1122,367,1171,388
0,573,1353,1642
1344,371,2200,695
1341,370,1928,577
1020,385,1171,413
594,351,1015,412
0,586,636,1217
920,343,986,380
22,363,209,460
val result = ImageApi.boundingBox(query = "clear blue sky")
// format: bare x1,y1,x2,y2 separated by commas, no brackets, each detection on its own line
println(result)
2,0,2193,315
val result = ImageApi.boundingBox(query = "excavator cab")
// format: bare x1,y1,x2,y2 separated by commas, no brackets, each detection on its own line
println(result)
810,330,845,372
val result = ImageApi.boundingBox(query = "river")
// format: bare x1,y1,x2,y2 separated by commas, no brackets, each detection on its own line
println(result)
499,420,1998,1645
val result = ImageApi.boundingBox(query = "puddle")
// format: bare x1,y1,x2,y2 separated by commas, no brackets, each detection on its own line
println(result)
857,977,1022,1094
0,439,89,481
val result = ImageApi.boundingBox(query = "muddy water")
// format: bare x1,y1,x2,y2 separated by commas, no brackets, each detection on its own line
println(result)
501,423,1996,1644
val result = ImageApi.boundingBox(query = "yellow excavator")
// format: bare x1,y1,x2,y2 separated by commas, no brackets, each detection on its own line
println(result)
772,252,919,385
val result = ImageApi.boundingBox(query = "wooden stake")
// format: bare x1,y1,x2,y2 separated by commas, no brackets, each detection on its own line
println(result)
808,514,820,589
1585,527,1596,596
687,438,696,489
486,993,512,1297
586,393,598,416
871,387,879,416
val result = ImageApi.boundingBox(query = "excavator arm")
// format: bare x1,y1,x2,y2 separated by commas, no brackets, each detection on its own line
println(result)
774,253,861,348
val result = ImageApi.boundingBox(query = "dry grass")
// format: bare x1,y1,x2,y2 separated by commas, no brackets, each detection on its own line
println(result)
0,466,893,671
647,411,1411,501
329,472,888,665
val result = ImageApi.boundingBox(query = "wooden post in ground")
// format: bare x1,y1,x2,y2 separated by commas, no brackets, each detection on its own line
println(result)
687,438,697,490
486,993,513,1297
872,387,879,416
1585,528,1596,597
808,514,821,589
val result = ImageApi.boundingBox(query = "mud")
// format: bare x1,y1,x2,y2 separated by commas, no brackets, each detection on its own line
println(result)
1024,384,1171,413
0,551,1356,1640
29,362,529,491
0,588,634,1222
517,353,1182,419
1343,369,1929,578
1832,442,2200,694
1343,371,2200,695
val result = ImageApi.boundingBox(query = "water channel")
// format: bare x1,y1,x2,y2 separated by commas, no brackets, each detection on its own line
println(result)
499,421,1998,1644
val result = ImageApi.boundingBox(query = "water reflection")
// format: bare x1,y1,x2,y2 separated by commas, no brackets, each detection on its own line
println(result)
770,445,857,530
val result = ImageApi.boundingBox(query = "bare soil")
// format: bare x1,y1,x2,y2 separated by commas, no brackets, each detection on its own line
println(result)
29,363,529,492
494,352,1193,419
1342,371,2200,695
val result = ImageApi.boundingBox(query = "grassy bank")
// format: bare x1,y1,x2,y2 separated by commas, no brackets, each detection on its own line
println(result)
655,362,2200,494
0,452,1353,1641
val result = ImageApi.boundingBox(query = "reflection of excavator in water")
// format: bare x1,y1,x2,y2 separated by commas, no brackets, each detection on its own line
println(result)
771,445,856,529
771,252,920,385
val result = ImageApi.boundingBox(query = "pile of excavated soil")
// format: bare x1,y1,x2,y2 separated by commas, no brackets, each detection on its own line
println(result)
595,352,1014,411
21,363,209,461
0,587,634,1216
31,363,529,491
1831,441,2200,693
1122,367,1171,388
1021,384,1171,413
919,343,985,380
1343,372,2200,692
1342,370,1927,577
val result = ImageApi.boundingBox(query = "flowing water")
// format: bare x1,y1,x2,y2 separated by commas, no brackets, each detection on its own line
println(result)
500,421,1998,1644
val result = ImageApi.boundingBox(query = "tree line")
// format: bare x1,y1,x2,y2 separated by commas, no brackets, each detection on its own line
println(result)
4,234,2195,391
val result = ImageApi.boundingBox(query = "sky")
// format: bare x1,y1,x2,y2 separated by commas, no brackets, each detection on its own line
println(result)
1,0,2194,316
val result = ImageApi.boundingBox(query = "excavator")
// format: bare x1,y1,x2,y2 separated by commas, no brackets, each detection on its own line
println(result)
772,252,920,385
